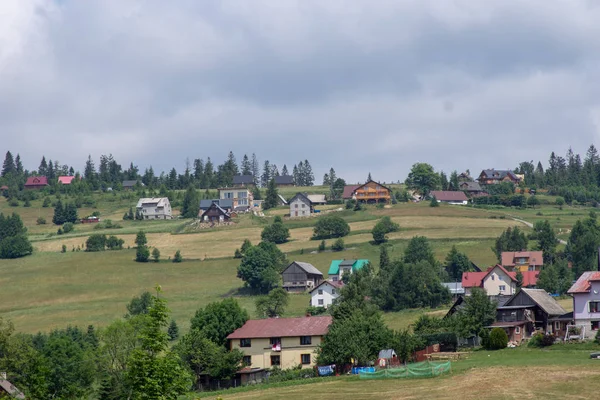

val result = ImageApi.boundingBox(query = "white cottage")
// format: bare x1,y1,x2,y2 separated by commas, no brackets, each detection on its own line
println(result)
289,193,313,218
136,197,172,220
309,281,344,308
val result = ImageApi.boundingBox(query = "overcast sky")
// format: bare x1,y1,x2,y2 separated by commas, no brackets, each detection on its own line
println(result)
2,1,600,183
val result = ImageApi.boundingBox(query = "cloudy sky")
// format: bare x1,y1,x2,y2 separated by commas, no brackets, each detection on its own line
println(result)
2,1,600,183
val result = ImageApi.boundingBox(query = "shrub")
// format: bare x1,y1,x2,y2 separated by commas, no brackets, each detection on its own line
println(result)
173,250,182,263
555,197,565,206
8,198,19,207
36,217,46,225
486,328,508,350
62,222,74,234
86,234,107,251
57,228,63,235
430,196,439,207
312,215,350,239
528,332,555,348
261,220,290,244
152,247,161,262
23,198,31,207
306,306,329,316
318,240,326,252
595,330,600,345
135,246,150,262
420,332,458,352
372,216,400,244
268,365,316,383
42,197,51,208
331,238,345,251
106,235,124,250
61,244,67,253
0,235,33,259
345,200,355,209
234,248,242,258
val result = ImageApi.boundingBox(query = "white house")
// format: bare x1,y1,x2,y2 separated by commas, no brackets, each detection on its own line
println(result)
462,265,517,296
218,187,253,210
309,281,343,308
136,197,172,220
289,193,313,218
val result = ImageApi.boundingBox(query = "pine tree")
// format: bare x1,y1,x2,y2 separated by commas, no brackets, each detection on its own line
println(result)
379,244,390,271
193,158,204,185
135,230,148,247
297,161,305,186
292,165,299,185
303,160,314,186
168,319,179,341
204,158,214,188
1,151,15,177
47,159,55,180
241,154,252,175
251,153,260,184
261,160,271,187
323,173,330,186
52,200,65,225
181,185,200,218
152,247,161,262
263,178,279,210
14,154,23,175
281,164,289,176
38,156,48,176
440,171,448,191
367,172,372,182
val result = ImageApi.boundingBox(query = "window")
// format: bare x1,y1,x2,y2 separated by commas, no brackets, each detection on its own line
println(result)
332,289,336,295
499,285,506,292
240,339,251,347
318,299,324,305
238,191,247,198
592,321,600,331
491,274,495,281
301,354,311,365
270,337,281,345
332,276,338,282
554,321,560,331
300,336,312,345
590,302,600,313
270,355,281,366
243,356,252,366
318,289,323,295
295,204,298,208
302,204,305,208
515,326,521,334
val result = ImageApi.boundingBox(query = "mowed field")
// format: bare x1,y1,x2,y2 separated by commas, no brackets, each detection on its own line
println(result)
0,189,585,333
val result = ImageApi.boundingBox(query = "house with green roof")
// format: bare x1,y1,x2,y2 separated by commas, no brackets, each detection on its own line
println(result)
328,259,370,281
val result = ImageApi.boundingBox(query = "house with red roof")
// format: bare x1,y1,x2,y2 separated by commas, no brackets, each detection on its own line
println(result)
58,175,76,185
501,251,544,272
24,176,48,190
227,315,332,369
462,265,539,296
430,190,468,205
342,180,391,204
309,280,344,308
567,271,600,340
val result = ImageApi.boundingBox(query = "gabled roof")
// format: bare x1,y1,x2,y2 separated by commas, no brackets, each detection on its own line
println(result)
200,202,230,218
274,175,294,185
199,199,233,210
307,194,327,204
430,191,468,202
136,197,170,208
308,280,344,293
25,176,48,186
511,288,567,316
459,181,483,192
328,259,369,275
567,271,600,294
342,185,360,199
0,379,25,400
123,180,144,187
58,175,75,184
233,175,255,185
462,265,517,288
227,316,333,339
285,261,323,277
478,169,520,182
354,180,392,193
290,192,311,205
501,251,544,267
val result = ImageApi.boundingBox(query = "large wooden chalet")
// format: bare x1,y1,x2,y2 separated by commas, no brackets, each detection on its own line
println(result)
477,169,521,185
342,180,391,204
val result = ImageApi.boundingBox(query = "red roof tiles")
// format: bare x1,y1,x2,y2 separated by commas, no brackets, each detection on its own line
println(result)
461,265,536,288
227,316,333,339
24,176,48,187
501,251,543,267
58,176,75,185
568,271,600,294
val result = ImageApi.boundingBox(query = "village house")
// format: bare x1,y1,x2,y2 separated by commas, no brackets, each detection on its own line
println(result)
328,259,370,282
281,261,323,292
429,190,468,205
441,282,465,299
24,176,48,190
309,280,343,308
476,169,521,185
289,193,313,218
218,187,253,211
136,197,172,220
490,288,570,344
459,181,486,196
122,180,144,190
342,180,392,204
227,316,333,369
567,271,600,340
274,175,295,187
200,202,231,223
199,199,233,213
462,265,539,296
307,194,327,205
501,251,544,272
233,175,255,187
58,175,76,185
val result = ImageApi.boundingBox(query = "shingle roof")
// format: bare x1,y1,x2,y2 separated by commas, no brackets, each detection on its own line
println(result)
0,379,25,400
136,197,170,208
459,181,483,192
342,185,360,199
290,193,311,205
274,175,294,185
307,194,327,204
309,280,344,293
227,316,333,339
199,199,233,210
430,191,468,202
501,251,544,267
290,261,323,276
518,288,567,316
462,265,518,288
233,175,255,185
567,271,600,294
478,169,520,182
328,259,369,275
25,176,48,186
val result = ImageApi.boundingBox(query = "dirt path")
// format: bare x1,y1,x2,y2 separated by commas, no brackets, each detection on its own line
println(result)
511,217,567,245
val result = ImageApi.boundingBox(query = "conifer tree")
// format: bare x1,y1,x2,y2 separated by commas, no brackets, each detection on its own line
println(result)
263,178,279,210
1,151,15,177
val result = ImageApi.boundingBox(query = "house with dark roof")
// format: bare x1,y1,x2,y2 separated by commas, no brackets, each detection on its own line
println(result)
136,197,172,220
568,271,600,340
430,190,468,205
490,288,570,344
477,169,521,185
462,265,539,296
309,280,343,308
274,175,294,187
281,261,323,292
200,202,231,223
328,259,369,281
233,175,255,186
289,193,312,218
459,181,486,196
122,180,144,190
227,315,333,369
24,176,48,190
501,251,544,272
342,180,391,204
199,199,234,212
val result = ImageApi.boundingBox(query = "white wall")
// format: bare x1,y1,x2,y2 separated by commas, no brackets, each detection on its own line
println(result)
290,198,310,218
482,268,516,296
311,283,340,308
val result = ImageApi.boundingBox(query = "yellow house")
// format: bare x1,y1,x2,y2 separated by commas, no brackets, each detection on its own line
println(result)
227,316,333,369
501,251,544,272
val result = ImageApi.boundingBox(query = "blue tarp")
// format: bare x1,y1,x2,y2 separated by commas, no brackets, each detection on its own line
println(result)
352,367,375,375
318,365,335,376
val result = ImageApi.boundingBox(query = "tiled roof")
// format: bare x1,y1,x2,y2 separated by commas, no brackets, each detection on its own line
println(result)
462,265,519,288
227,316,333,339
478,169,520,181
328,259,369,275
58,176,75,184
430,191,468,202
274,175,294,185
501,251,544,267
459,181,483,192
519,288,567,316
25,176,48,186
567,271,600,294
342,185,360,199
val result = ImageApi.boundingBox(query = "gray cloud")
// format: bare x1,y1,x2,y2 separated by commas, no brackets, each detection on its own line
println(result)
2,0,600,183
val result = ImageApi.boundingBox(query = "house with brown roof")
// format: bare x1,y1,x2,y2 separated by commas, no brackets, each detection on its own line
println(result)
490,288,570,344
462,265,540,296
459,181,486,196
24,176,48,190
281,261,323,292
200,202,231,223
227,316,333,369
342,180,391,204
501,251,544,272
567,271,600,340
430,190,468,205
477,169,521,185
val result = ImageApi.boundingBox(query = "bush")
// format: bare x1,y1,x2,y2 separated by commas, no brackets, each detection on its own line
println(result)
372,216,400,244
36,217,46,225
331,238,345,251
555,197,565,206
86,234,107,251
106,235,124,250
312,215,350,239
595,330,600,345
42,197,51,208
61,244,67,253
528,332,555,348
318,240,326,252
173,250,182,263
420,332,458,352
136,246,150,262
57,227,63,235
261,220,290,244
0,235,33,259
152,247,161,262
486,328,508,350
8,198,19,207
430,196,439,207
268,365,316,383
306,306,329,316
62,222,74,234
345,200,355,209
